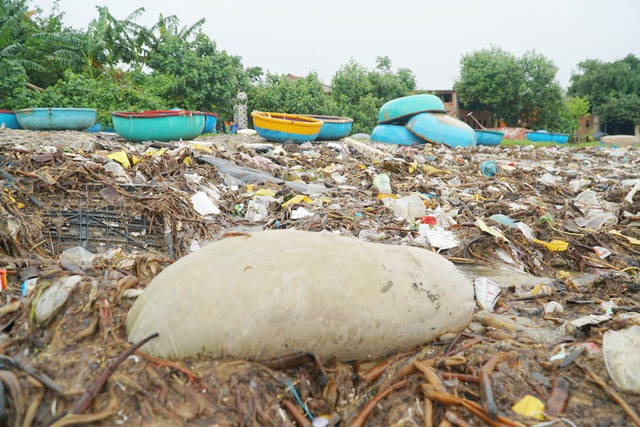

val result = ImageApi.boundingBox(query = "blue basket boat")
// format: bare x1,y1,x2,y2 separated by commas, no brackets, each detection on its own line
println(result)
378,94,446,124
0,110,22,129
371,124,425,146
526,131,569,143
406,113,477,148
15,108,96,131
305,115,353,140
111,110,205,142
202,112,218,134
475,130,505,146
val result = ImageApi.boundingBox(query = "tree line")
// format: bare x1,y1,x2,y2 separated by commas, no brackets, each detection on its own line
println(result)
1,0,638,137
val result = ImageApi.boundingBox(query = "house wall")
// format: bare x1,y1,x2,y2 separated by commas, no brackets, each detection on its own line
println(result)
575,115,600,140
434,90,458,117
458,108,493,129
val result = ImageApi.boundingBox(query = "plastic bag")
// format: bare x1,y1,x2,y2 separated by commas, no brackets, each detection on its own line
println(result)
603,326,640,391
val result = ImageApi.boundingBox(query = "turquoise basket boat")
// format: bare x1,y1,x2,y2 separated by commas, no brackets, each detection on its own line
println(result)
202,112,218,134
111,110,205,142
526,131,569,143
475,130,505,146
552,133,569,143
306,115,353,140
371,124,425,146
378,94,446,124
406,113,477,148
15,107,96,131
0,110,22,129
251,111,322,143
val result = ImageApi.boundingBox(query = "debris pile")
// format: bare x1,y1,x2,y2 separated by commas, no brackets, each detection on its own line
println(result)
0,127,639,426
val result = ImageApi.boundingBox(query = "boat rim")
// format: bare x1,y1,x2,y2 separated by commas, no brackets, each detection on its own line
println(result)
475,130,505,136
526,130,569,136
305,114,354,124
251,111,323,127
378,109,448,124
15,107,97,113
112,110,205,119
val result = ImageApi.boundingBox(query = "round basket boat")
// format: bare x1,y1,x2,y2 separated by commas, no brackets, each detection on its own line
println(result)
251,111,322,143
305,115,353,140
111,110,205,142
0,110,22,129
15,108,96,131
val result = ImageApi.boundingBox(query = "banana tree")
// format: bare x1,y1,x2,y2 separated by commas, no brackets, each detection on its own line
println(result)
0,0,44,73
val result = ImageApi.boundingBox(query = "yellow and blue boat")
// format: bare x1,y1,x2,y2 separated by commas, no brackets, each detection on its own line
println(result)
251,111,322,143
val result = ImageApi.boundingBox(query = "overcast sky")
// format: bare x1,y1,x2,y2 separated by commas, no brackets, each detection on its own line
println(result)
34,0,640,90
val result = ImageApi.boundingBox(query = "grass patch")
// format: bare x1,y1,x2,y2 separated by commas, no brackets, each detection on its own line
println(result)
500,138,602,147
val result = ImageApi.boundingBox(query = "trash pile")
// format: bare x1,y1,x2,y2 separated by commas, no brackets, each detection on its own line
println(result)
1,127,639,426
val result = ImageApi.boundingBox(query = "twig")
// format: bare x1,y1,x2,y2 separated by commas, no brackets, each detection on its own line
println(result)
424,384,435,427
442,337,482,358
24,82,45,92
422,387,525,427
49,333,158,424
479,353,503,421
0,257,44,268
350,380,407,427
23,381,45,427
581,364,640,427
281,399,311,427
445,410,475,427
441,372,479,383
414,362,445,391
13,355,64,394
110,326,201,383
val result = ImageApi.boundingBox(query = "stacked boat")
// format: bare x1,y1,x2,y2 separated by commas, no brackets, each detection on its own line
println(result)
371,94,477,148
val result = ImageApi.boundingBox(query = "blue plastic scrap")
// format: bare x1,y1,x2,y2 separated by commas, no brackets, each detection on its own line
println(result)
480,160,499,177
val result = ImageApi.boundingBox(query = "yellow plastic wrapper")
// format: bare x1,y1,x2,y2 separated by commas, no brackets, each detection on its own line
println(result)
282,194,312,207
422,165,449,176
254,189,276,198
192,143,214,153
377,193,396,199
609,230,640,245
144,147,166,157
533,239,568,251
512,395,545,420
476,217,509,242
107,151,131,168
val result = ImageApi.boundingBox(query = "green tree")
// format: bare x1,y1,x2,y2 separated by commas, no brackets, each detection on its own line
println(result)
519,51,564,129
330,58,415,133
0,0,45,74
454,47,524,125
146,31,247,120
21,69,171,126
23,3,76,87
569,54,640,133
248,72,336,116
557,96,590,137
454,47,566,130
